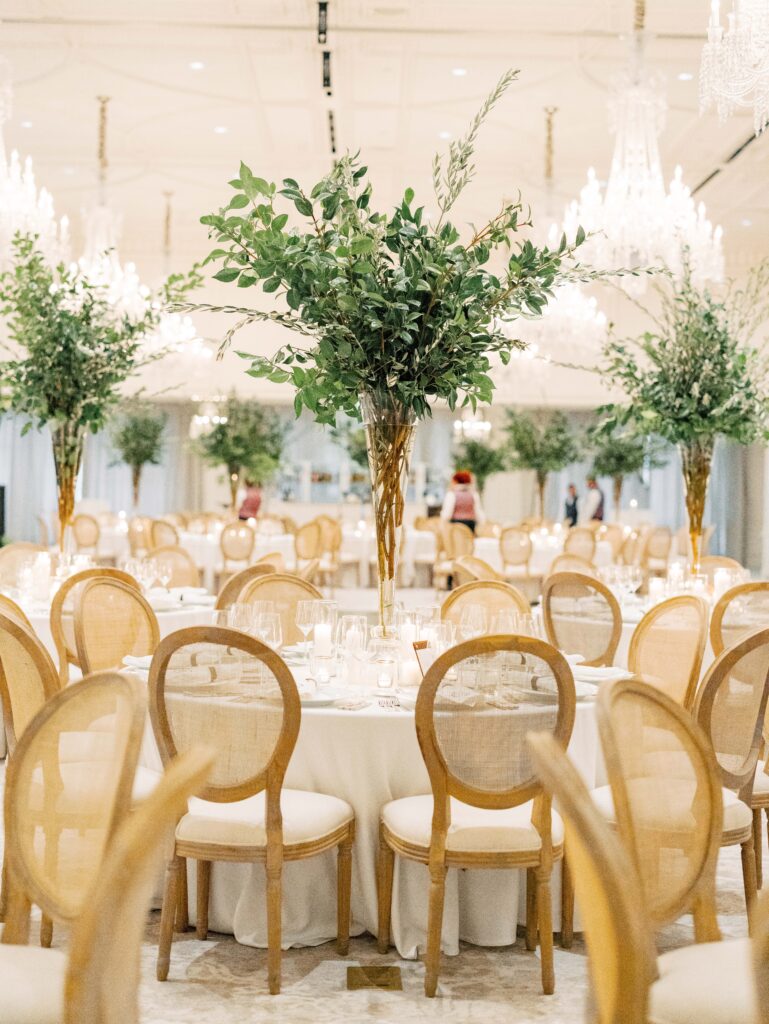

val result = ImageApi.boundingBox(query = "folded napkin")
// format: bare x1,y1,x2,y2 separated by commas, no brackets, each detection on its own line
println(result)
435,684,483,708
123,655,153,670
170,587,208,598
533,676,598,699
573,665,633,683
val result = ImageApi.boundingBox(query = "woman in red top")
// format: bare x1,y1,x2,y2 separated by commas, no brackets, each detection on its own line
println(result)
238,480,262,521
440,470,484,534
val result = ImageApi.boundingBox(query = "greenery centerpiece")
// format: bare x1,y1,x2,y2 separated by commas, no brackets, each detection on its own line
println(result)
587,422,666,519
504,410,581,520
182,70,610,630
454,437,506,498
600,262,769,569
0,237,197,550
110,401,167,508
195,394,284,512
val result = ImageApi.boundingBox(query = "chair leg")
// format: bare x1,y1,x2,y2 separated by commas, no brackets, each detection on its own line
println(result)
336,833,353,955
175,856,189,932
536,868,555,996
424,864,447,998
560,852,574,949
158,856,180,981
265,853,283,995
525,868,537,951
754,810,764,890
376,825,395,954
741,838,758,930
196,860,211,940
0,850,8,922
39,915,53,948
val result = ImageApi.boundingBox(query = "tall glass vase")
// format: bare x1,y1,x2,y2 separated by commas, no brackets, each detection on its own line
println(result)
360,391,416,635
679,439,713,573
51,421,85,554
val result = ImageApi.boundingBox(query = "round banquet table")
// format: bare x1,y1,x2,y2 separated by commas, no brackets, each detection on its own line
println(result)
178,532,297,590
138,684,602,958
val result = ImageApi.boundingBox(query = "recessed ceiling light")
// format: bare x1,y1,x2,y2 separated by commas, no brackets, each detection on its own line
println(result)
678,71,694,81
452,67,467,77
213,125,228,134
742,217,753,227
189,61,205,71
438,130,452,140
20,120,32,128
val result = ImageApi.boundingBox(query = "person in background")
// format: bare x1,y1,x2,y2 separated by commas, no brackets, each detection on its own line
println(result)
238,479,262,521
441,470,484,534
564,483,578,527
582,476,605,522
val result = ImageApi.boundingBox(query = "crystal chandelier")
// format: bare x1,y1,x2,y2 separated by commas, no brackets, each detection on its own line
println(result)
700,0,769,135
189,397,229,440
559,1,724,290
453,407,492,441
0,58,69,266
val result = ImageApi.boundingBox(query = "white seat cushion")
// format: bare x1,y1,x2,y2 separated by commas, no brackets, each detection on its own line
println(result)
592,782,752,836
503,564,529,578
381,795,563,854
649,937,755,1023
0,945,67,1024
176,788,354,848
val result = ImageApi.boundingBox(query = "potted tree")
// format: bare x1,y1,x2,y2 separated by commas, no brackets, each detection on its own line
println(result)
587,424,666,518
110,401,167,508
504,410,581,519
454,437,506,498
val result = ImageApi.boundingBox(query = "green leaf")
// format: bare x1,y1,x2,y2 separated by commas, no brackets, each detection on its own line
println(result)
350,236,374,255
213,267,240,283
294,197,313,218
272,213,289,231
263,277,281,293
229,194,250,209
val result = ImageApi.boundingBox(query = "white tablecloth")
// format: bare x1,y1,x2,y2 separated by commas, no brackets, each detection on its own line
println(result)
139,687,600,957
179,533,297,590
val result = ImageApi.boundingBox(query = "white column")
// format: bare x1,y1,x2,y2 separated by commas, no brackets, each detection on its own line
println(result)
300,460,312,504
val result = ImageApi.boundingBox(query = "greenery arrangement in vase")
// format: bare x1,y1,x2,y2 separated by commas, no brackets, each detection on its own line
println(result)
0,236,198,550
194,394,284,512
504,410,581,519
599,260,769,568
454,437,506,497
183,69,616,630
587,422,666,518
110,401,167,508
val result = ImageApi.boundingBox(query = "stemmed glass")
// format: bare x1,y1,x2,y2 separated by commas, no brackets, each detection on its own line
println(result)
254,611,282,651
458,604,488,641
157,559,172,591
137,558,158,593
228,603,255,633
296,600,317,663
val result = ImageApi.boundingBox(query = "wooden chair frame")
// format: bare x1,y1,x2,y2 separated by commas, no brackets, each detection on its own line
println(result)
541,571,622,667
72,514,100,552
377,635,575,997
238,573,323,646
219,521,256,570
0,612,60,756
0,594,33,632
151,520,180,550
214,563,277,609
149,626,354,994
627,594,708,710
546,553,598,578
440,579,530,622
150,545,201,589
710,581,769,657
50,568,140,685
452,555,502,585
563,527,597,562
73,578,160,676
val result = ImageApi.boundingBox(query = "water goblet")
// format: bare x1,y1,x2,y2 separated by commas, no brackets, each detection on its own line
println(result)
458,604,488,642
228,602,255,633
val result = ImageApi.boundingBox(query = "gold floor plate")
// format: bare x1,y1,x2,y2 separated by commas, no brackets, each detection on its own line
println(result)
346,965,403,991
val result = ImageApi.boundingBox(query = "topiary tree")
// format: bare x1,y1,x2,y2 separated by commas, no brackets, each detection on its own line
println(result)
504,410,581,518
454,437,506,497
195,395,284,512
110,402,167,508
587,424,667,517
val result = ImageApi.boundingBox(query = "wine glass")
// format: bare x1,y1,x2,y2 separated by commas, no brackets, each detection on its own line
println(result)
296,600,317,662
228,603,255,633
491,610,518,634
335,615,368,653
157,559,172,591
254,611,282,651
458,604,488,641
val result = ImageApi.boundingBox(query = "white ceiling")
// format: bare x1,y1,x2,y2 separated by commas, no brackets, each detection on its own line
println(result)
1,0,767,406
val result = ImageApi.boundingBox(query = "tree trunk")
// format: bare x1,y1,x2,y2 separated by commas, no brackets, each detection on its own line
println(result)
132,465,142,509
613,475,623,520
537,474,547,520
228,469,240,515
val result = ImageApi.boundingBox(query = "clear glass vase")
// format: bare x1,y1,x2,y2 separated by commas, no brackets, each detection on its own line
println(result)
679,439,713,573
359,391,416,635
51,421,86,553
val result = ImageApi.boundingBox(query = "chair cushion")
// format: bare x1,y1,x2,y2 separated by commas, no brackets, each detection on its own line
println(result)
0,945,66,1024
381,795,563,854
503,565,529,578
649,937,755,1023
752,760,769,803
176,788,354,848
592,782,752,837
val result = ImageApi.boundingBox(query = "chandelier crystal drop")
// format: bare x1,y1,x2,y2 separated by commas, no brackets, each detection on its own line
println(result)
560,30,724,290
453,407,492,441
700,0,769,135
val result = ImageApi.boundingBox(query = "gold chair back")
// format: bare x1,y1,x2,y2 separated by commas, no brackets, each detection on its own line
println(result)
215,563,277,609
627,595,708,708
441,580,529,627
50,568,140,685
220,521,255,566
547,553,598,578
452,555,501,587
256,550,286,573
74,578,160,675
563,527,596,562
316,515,342,558
0,593,33,631
710,582,769,656
597,678,722,938
2,672,145,943
499,527,532,568
0,612,60,753
600,523,625,559
642,526,671,566
0,543,47,587
700,555,744,585
295,521,322,561
151,545,201,589
72,514,100,551
475,521,501,539
238,573,322,645
297,558,319,582
127,517,152,557
448,522,474,559
542,572,621,667
151,520,179,549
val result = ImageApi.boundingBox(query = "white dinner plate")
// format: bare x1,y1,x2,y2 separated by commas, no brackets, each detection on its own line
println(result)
299,689,345,707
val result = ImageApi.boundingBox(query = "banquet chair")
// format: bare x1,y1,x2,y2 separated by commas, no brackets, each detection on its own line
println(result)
440,579,530,627
257,513,285,534
640,526,672,577
627,594,708,709
377,636,576,997
563,527,596,562
693,628,769,916
151,545,201,589
297,557,320,583
701,555,745,585
546,552,599,578
219,521,256,574
528,730,762,1024
150,626,355,994
294,520,322,566
541,572,622,667
498,526,535,584
475,521,501,539
600,522,625,560
0,593,33,631
215,563,276,610
451,555,502,587
162,512,188,530
74,578,160,675
1,672,145,950
711,582,769,656
0,611,61,757
448,522,474,559
621,529,643,566
0,740,213,1024
315,515,343,584
280,515,298,535
151,519,180,549
0,542,47,588
50,568,140,685
127,517,152,558
72,514,101,555
239,573,322,645
256,551,287,573
36,514,53,549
